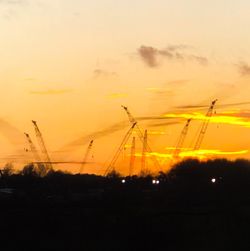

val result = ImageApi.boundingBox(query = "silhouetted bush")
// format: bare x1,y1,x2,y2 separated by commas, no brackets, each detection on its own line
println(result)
1,163,14,177
106,170,121,179
20,164,39,177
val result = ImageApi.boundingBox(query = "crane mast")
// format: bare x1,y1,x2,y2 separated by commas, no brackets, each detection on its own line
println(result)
104,122,136,176
121,105,161,172
129,137,136,176
79,140,94,174
141,130,147,174
32,120,53,171
193,99,217,150
173,119,191,159
24,132,47,176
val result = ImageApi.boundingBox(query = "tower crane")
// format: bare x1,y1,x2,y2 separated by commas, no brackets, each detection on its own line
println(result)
121,105,161,172
104,122,137,176
193,99,217,151
129,137,136,176
32,120,53,171
79,140,94,174
172,119,192,159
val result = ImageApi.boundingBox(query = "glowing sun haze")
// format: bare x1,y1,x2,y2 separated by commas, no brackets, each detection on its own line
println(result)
1,0,250,174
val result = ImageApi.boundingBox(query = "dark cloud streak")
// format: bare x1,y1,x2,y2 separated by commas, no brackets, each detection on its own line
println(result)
237,62,250,76
137,45,208,68
175,101,250,110
61,116,180,150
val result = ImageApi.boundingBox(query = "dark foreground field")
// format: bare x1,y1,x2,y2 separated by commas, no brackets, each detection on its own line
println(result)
1,158,250,251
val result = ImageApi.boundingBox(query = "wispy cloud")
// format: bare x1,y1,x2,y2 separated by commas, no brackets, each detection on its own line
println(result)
61,121,128,150
175,101,250,110
0,0,27,4
167,79,189,85
0,0,28,19
0,119,25,145
163,110,250,128
237,62,250,76
106,93,128,99
29,89,73,95
61,116,179,150
147,87,174,96
24,77,36,81
137,46,159,67
93,69,118,79
137,45,208,68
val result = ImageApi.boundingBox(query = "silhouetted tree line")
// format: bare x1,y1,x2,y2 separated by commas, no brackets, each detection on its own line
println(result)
1,158,250,182
169,158,250,182
0,159,250,251
1,159,250,202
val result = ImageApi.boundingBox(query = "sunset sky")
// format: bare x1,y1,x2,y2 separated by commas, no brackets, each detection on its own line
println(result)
1,0,250,174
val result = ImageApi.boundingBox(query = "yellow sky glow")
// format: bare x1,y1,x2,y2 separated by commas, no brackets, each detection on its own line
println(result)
163,111,250,128
1,1,250,174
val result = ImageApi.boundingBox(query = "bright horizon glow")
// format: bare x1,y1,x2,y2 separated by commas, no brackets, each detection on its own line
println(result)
163,111,250,128
135,148,249,161
1,1,250,174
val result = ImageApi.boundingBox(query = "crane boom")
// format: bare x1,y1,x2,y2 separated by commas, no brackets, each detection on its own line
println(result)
32,120,53,171
193,99,217,150
121,106,136,123
79,140,94,174
24,133,41,163
24,132,47,176
104,122,136,176
173,119,191,159
121,105,161,172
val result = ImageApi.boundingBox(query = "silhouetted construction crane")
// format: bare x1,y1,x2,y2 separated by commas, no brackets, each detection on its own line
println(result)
193,99,218,150
141,130,148,174
129,137,136,176
104,122,137,176
121,105,161,172
32,120,53,171
24,132,47,176
24,133,41,163
79,140,94,174
173,119,192,159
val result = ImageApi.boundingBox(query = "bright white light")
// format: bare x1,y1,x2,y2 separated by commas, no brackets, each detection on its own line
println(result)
152,179,160,185
121,179,126,184
211,178,216,183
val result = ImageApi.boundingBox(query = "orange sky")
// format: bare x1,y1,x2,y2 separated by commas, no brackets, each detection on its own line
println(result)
1,0,250,175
